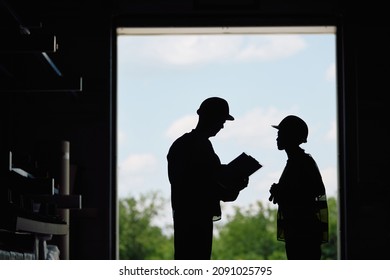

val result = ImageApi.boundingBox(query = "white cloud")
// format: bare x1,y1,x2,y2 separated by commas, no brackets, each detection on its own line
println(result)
235,35,307,62
321,166,338,198
218,106,293,148
120,35,307,67
165,114,197,140
117,129,127,146
117,153,158,198
119,153,157,173
326,120,337,141
326,62,336,81
147,36,242,66
165,106,295,149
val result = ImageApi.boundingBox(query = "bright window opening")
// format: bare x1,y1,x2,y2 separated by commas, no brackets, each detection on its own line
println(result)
117,27,338,259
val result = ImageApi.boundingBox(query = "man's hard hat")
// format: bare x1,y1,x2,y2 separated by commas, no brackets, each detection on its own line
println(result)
197,97,234,121
272,115,308,143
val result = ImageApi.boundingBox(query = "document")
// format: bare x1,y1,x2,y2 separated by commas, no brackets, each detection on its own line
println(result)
218,152,262,191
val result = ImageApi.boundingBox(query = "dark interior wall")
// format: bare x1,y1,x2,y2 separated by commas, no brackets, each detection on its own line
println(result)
1,0,389,259
340,10,390,259
0,0,114,259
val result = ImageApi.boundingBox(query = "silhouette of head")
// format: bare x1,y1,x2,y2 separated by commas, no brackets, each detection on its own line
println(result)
197,97,234,121
272,115,308,149
196,97,234,137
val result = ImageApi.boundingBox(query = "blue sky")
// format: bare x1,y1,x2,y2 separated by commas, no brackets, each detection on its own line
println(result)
117,31,337,225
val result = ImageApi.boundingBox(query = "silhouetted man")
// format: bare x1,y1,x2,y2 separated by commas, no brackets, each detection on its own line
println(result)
269,115,328,260
167,97,248,260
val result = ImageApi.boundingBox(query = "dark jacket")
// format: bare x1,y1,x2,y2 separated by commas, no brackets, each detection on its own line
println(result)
167,129,238,221
275,148,328,243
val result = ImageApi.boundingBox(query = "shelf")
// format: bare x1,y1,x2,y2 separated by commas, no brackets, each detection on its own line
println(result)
0,1,83,94
0,33,58,53
0,229,35,253
0,76,83,93
28,194,82,209
16,216,68,235
1,144,75,259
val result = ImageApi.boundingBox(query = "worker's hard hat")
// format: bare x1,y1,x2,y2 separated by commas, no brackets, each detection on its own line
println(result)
272,115,308,143
197,97,234,121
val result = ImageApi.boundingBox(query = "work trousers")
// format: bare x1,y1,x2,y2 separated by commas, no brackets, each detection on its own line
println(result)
173,213,213,260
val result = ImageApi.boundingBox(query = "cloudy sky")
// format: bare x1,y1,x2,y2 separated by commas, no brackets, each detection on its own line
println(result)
116,30,337,226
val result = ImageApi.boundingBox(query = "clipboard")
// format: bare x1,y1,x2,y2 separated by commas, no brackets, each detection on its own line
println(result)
218,152,262,191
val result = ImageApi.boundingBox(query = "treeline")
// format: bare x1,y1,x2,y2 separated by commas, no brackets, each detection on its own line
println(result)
119,192,337,260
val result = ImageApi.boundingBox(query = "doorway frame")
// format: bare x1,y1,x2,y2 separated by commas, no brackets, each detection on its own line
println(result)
110,18,347,260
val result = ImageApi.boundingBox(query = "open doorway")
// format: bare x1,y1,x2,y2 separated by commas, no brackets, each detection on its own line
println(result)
116,27,338,259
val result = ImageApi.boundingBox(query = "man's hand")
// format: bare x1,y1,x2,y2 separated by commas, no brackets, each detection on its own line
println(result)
269,183,279,204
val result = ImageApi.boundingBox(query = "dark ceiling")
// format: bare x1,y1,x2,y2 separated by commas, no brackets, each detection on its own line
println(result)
0,0,110,94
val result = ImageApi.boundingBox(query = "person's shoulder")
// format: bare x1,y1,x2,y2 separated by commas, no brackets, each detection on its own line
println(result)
168,131,194,154
301,152,322,172
301,152,315,162
171,131,193,145
305,151,317,160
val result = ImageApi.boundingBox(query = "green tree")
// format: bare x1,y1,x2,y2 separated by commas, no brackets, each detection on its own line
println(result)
212,202,286,259
119,192,173,259
212,197,338,260
118,193,338,260
321,196,338,259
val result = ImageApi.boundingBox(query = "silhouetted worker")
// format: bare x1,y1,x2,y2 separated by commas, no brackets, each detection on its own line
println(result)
269,115,328,260
167,97,248,260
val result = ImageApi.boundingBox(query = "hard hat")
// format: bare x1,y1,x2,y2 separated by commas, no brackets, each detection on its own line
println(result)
197,97,234,121
272,115,308,143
